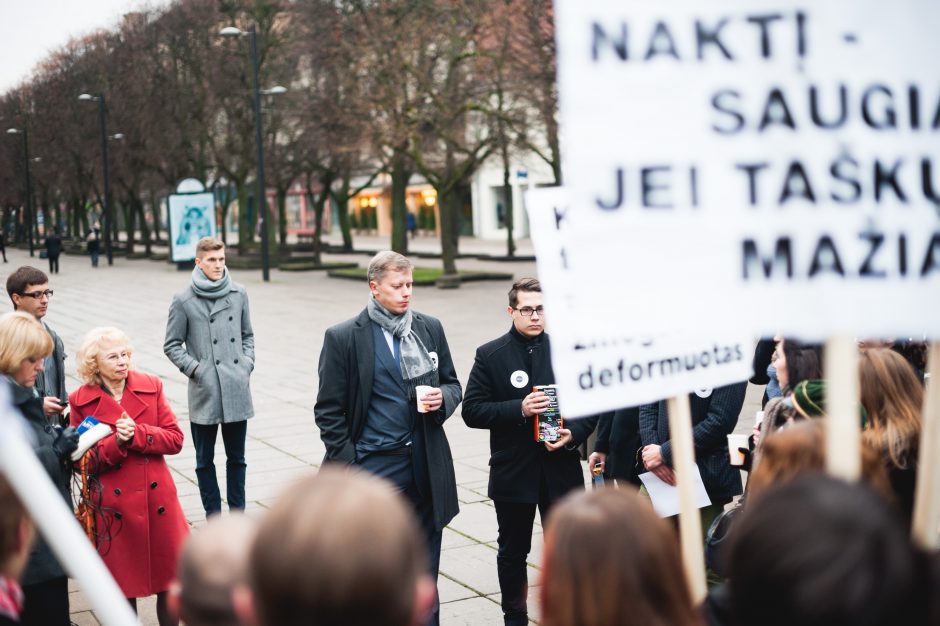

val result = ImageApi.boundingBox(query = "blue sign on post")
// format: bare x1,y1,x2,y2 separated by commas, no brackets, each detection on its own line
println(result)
168,192,216,262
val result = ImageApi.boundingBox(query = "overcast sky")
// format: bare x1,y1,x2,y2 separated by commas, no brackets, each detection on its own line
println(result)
1,0,174,94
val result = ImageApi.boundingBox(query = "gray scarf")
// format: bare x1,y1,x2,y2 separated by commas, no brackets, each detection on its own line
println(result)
367,297,438,395
191,267,232,300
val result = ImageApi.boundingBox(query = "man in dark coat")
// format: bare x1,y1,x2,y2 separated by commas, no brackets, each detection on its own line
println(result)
314,251,461,626
5,267,67,421
43,230,62,275
462,277,598,626
589,407,643,487
639,383,747,531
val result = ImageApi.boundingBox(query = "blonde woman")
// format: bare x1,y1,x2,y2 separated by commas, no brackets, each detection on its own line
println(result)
858,348,924,520
0,311,76,626
68,327,188,626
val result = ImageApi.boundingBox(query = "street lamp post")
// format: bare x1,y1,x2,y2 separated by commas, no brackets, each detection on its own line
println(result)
220,25,287,283
78,93,114,266
5,127,35,256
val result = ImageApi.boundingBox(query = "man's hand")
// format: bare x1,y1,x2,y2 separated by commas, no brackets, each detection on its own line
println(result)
641,444,665,470
419,387,443,413
43,396,64,416
521,390,551,417
115,412,135,446
588,451,607,473
544,428,573,452
651,465,677,486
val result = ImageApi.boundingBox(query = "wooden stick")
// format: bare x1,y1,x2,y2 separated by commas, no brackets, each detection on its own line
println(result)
666,394,707,603
824,336,860,480
912,342,940,549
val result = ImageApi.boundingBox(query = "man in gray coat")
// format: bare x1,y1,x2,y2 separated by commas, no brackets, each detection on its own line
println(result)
314,251,461,626
165,237,255,518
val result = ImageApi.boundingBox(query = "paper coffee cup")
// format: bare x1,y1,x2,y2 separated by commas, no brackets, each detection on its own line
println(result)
727,434,749,466
755,410,765,426
416,385,433,413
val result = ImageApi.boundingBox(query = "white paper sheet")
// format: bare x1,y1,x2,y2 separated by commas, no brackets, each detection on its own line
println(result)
639,464,712,518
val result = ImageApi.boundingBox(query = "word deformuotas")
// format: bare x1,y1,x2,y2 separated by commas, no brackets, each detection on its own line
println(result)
578,343,745,390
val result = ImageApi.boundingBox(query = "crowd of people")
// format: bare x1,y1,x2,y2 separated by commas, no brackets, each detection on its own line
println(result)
0,244,937,626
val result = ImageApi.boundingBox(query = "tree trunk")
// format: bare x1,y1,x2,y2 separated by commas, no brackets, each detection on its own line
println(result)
277,186,288,246
124,199,137,256
437,187,460,286
313,170,335,267
138,199,151,255
148,189,163,243
390,157,410,254
236,179,250,254
335,176,354,252
501,135,515,258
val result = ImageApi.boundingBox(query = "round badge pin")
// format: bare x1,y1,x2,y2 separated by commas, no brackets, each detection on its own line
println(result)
510,370,529,388
694,388,713,398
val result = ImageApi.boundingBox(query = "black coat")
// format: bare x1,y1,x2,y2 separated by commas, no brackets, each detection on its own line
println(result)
13,380,71,586
314,308,461,531
593,407,642,486
44,234,63,257
462,327,597,504
639,383,747,503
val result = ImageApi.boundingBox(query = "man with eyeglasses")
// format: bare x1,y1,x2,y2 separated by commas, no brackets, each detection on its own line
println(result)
462,277,598,626
5,266,67,419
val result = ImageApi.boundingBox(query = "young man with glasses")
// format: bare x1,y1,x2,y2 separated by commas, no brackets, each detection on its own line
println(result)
462,277,598,626
164,237,255,520
5,266,67,419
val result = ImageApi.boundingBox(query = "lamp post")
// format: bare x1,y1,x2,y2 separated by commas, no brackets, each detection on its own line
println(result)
5,127,35,256
78,93,114,266
220,25,287,282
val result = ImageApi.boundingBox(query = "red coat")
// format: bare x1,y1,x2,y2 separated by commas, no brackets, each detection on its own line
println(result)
69,371,190,598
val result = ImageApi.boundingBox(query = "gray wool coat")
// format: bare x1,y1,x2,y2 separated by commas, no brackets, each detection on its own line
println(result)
164,282,255,425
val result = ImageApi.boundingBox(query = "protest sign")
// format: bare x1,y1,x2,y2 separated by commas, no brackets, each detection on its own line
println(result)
553,0,940,340
526,187,752,417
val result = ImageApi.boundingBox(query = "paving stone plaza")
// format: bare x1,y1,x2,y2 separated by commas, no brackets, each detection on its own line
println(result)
0,235,757,625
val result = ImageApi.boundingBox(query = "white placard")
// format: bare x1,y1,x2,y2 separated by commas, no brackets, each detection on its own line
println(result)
526,188,752,417
554,0,940,339
169,192,217,262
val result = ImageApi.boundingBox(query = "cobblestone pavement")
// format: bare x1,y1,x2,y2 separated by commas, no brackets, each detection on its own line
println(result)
0,234,757,625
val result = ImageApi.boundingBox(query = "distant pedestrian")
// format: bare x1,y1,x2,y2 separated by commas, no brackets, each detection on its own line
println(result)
406,211,417,239
86,223,101,268
164,237,255,519
43,230,62,275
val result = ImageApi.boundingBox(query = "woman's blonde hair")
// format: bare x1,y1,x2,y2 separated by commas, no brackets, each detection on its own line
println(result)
858,348,923,469
76,327,133,385
0,311,53,376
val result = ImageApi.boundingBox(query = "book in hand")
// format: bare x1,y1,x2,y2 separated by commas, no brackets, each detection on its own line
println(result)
71,416,112,461
533,384,563,443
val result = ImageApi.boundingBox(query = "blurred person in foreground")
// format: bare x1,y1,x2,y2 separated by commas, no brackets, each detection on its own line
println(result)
168,514,256,626
237,468,436,626
0,475,36,625
858,347,924,521
0,311,76,626
724,476,933,626
69,327,189,626
540,488,702,626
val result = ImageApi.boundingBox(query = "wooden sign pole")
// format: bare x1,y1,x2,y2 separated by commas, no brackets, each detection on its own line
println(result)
824,336,861,481
912,342,940,549
666,394,707,603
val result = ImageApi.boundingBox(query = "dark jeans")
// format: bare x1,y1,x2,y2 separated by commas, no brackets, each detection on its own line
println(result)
48,254,59,274
21,576,69,626
191,420,247,517
89,249,99,267
494,475,553,626
357,449,442,626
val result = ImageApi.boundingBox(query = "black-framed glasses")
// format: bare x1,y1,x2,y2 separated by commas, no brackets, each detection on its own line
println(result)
514,306,544,317
20,290,53,300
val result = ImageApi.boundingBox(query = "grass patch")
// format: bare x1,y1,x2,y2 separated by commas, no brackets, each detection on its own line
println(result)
279,260,358,272
328,266,512,285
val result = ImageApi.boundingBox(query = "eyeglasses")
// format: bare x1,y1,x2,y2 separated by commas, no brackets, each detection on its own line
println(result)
20,290,53,300
514,306,544,317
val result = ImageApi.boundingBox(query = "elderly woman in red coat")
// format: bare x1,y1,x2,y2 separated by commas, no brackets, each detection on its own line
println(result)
69,327,189,626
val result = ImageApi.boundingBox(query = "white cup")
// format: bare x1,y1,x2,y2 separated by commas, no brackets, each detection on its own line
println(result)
727,434,750,466
755,410,765,427
416,385,433,413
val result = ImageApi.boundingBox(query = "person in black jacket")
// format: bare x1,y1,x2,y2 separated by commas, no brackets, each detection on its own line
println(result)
588,407,643,487
43,230,62,275
462,278,597,626
0,311,78,626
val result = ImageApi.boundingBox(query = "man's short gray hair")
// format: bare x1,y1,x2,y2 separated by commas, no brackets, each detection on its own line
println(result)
367,251,413,284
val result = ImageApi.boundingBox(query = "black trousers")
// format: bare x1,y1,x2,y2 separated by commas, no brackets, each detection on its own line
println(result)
48,254,59,274
21,576,69,626
494,474,553,626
